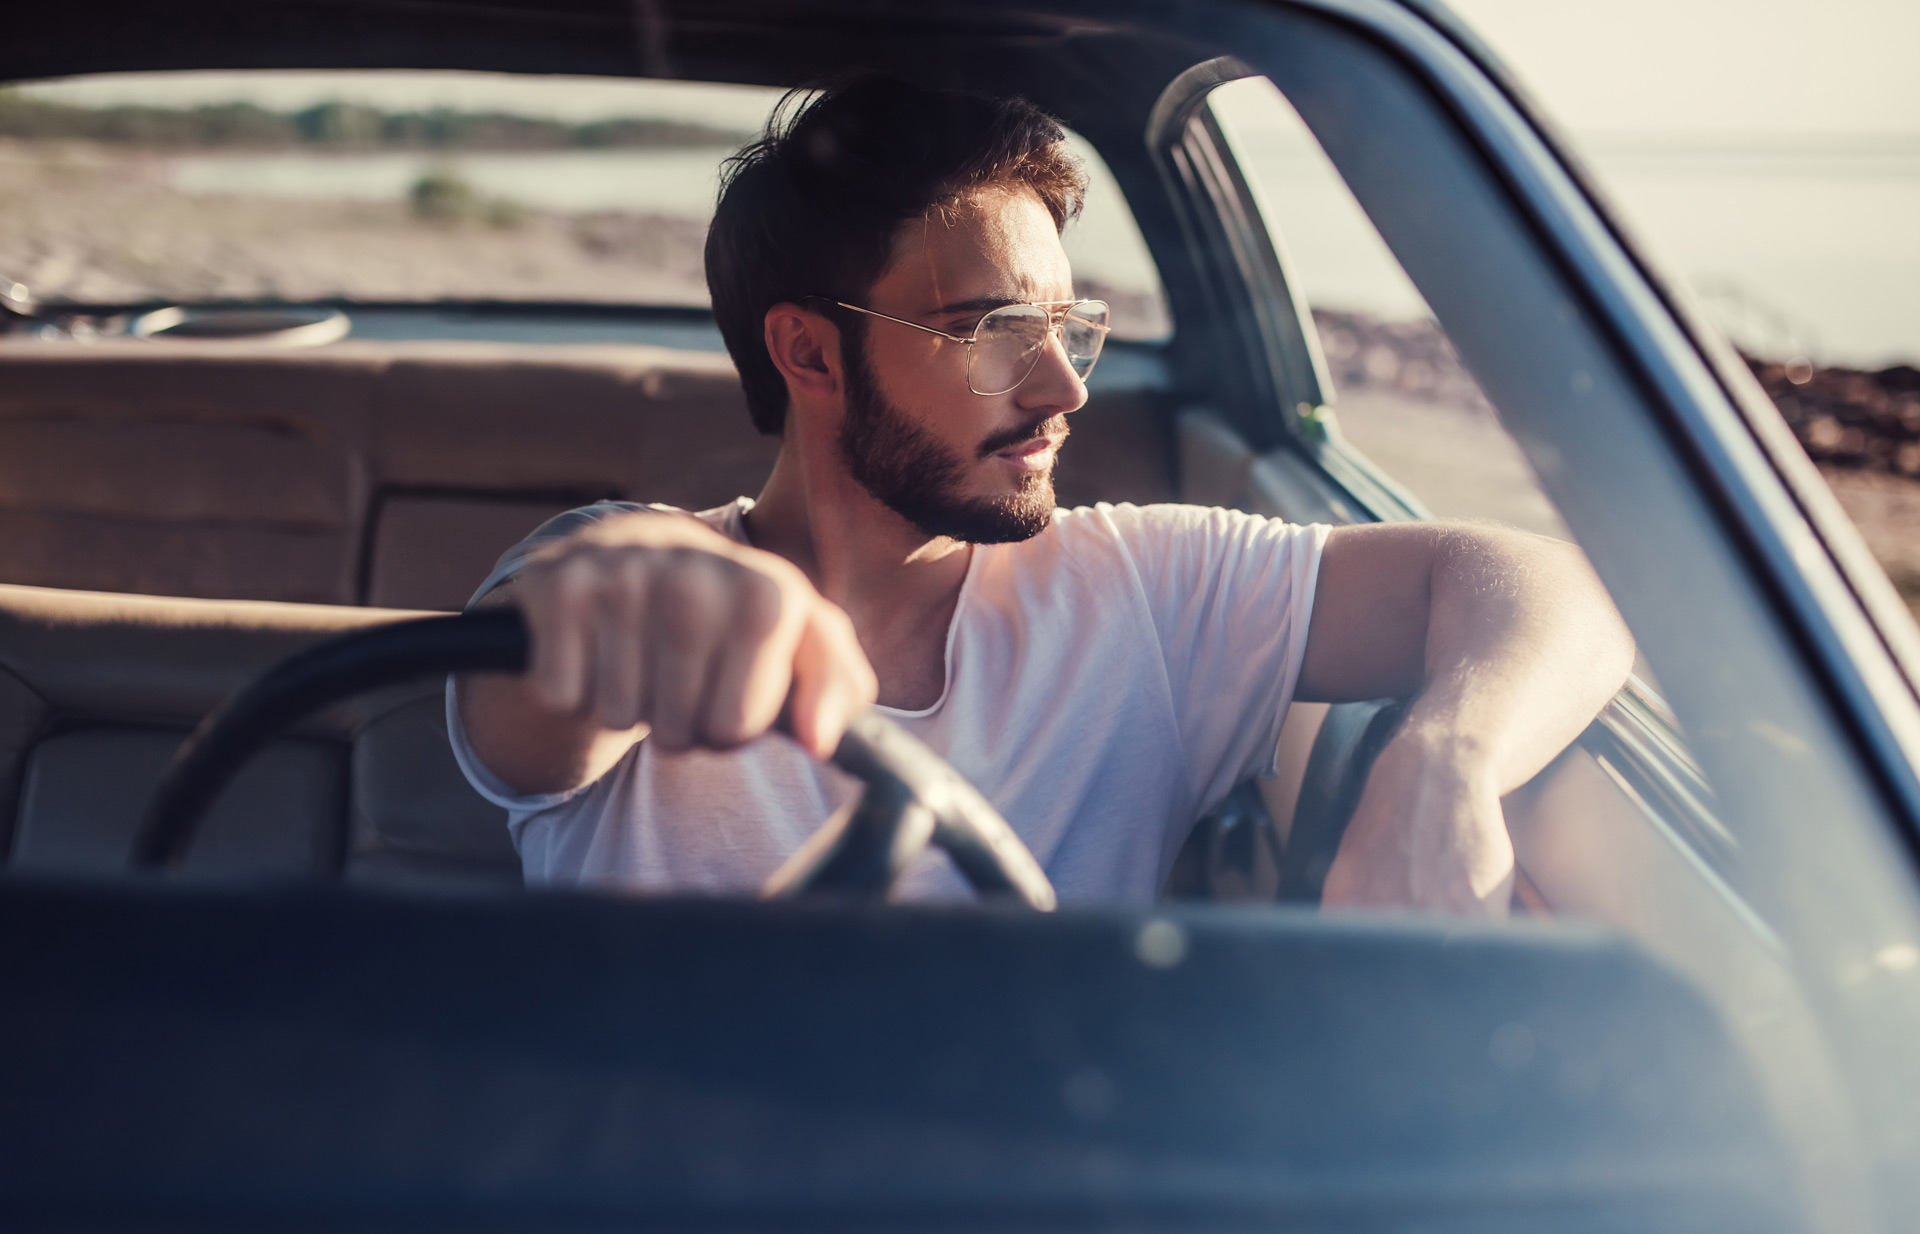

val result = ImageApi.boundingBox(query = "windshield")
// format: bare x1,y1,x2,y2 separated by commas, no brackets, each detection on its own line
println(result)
0,70,1170,339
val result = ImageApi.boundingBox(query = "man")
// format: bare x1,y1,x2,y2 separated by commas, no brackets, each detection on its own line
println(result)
452,77,1633,915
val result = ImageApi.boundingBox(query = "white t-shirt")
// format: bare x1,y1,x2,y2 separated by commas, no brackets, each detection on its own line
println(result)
447,499,1329,903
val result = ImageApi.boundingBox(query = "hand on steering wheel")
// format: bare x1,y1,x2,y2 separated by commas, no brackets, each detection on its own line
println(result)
131,611,1056,909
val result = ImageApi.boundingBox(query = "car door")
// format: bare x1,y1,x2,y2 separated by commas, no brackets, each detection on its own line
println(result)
1127,11,1920,1228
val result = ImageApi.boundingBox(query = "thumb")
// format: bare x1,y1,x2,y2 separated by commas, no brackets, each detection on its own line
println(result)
785,602,878,759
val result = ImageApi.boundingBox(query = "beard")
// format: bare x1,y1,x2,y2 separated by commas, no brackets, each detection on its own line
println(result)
837,339,1063,544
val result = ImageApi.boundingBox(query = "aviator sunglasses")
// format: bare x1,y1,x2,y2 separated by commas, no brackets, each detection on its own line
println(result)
810,297,1111,396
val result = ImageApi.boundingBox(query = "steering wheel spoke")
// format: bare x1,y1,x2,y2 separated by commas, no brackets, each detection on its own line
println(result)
759,779,932,900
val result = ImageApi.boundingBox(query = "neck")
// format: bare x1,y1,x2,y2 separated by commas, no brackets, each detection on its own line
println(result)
749,443,972,606
746,436,972,710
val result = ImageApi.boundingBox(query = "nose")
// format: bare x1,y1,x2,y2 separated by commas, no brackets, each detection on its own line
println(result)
1014,326,1090,416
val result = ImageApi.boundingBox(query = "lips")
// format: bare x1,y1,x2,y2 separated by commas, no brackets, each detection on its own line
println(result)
1003,435,1059,458
994,433,1064,473
979,414,1069,460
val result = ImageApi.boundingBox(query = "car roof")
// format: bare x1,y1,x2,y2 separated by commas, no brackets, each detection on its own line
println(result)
6,1,1200,135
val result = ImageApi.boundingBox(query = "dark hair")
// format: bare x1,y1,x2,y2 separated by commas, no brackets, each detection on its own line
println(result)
706,76,1087,435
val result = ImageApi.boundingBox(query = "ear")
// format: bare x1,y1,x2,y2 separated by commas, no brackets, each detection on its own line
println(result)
764,302,844,408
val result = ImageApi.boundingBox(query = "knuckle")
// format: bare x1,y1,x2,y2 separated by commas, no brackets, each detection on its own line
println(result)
734,571,786,636
615,546,652,587
653,582,708,639
655,564,728,637
548,554,603,606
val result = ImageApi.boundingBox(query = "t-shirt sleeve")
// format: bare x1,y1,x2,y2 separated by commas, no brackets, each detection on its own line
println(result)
1093,503,1330,815
463,500,654,608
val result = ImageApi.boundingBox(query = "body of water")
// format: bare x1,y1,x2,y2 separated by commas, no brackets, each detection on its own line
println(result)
167,140,1919,368
166,140,1166,306
1225,120,1920,370
1586,144,1920,367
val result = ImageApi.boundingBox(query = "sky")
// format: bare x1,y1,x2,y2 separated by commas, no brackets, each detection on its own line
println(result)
1446,0,1920,138
1446,0,1919,366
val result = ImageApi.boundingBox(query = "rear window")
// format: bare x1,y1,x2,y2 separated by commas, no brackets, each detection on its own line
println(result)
0,70,1169,340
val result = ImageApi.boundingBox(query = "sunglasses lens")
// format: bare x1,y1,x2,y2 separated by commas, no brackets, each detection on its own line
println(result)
968,303,1052,396
964,301,1111,395
1061,300,1109,378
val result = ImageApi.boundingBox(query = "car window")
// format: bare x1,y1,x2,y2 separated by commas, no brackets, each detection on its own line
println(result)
1198,73,1708,851
1207,75,1566,540
0,70,1170,341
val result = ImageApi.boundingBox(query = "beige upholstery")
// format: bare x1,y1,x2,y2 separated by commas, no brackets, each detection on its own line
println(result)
365,496,579,611
350,694,520,887
0,338,1171,609
0,584,514,884
0,340,779,608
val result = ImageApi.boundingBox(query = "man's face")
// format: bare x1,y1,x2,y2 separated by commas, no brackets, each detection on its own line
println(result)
836,185,1088,543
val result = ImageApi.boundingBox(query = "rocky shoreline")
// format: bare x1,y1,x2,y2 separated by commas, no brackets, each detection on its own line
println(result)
1314,307,1920,613
1747,355,1920,479
1314,306,1920,482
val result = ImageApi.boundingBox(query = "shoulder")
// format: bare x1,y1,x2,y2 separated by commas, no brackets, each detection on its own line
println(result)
1045,502,1317,555
523,497,752,547
988,503,1290,593
470,497,754,606
1029,504,1330,606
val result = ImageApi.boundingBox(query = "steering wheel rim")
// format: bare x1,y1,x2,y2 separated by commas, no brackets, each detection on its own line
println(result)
130,610,1056,910
1277,699,1406,903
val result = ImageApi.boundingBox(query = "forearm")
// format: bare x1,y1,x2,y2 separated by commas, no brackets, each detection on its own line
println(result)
1309,522,1633,914
1403,528,1634,794
455,581,644,797
457,669,644,798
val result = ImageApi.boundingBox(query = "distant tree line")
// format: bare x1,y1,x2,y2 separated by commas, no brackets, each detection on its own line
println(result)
0,92,751,150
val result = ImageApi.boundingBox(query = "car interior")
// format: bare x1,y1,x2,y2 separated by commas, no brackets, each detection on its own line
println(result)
5,1,1920,1230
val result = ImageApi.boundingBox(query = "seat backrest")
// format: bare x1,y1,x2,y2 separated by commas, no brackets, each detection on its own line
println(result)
348,692,520,888
0,585,517,887
0,340,780,609
0,337,1175,610
13,727,343,879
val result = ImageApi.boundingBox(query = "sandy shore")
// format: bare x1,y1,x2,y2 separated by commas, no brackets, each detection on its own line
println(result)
0,139,1163,329
1320,310,1920,623
0,139,714,305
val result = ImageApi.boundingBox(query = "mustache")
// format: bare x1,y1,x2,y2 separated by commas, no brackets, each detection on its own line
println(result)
977,414,1069,459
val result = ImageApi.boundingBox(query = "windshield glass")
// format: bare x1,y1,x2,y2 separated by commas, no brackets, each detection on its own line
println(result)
0,70,1169,339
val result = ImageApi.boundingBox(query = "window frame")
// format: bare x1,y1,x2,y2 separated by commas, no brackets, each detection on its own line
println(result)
1143,54,1771,919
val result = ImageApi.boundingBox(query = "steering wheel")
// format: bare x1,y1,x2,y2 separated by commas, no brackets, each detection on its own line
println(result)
128,610,1056,910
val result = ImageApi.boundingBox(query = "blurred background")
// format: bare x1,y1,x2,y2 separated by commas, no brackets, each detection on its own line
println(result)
1225,0,1920,615
1450,0,1920,613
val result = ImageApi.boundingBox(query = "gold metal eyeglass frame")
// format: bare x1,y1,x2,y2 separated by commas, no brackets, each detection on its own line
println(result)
808,296,1111,396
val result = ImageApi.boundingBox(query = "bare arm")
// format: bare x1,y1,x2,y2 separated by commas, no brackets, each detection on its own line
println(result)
1297,522,1635,915
455,511,876,798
